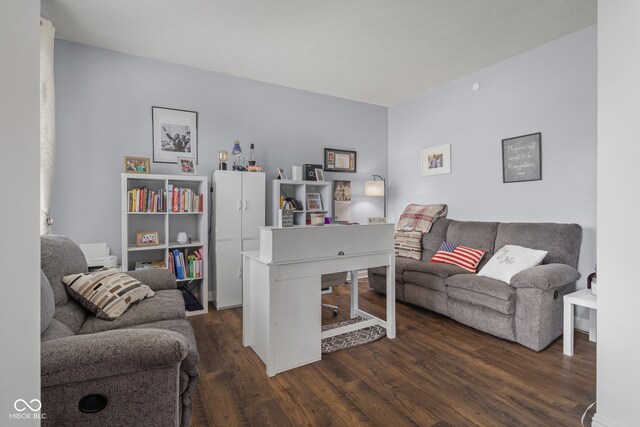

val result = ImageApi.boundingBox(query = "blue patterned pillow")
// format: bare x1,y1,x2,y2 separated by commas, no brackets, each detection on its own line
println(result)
438,241,458,252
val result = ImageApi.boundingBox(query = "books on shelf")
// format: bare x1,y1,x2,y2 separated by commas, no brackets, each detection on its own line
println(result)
127,185,204,213
169,247,204,280
127,187,166,213
167,184,204,213
135,260,167,270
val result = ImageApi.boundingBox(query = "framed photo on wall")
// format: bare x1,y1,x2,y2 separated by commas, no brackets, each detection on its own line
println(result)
502,132,541,183
324,148,356,173
421,144,451,176
152,106,198,164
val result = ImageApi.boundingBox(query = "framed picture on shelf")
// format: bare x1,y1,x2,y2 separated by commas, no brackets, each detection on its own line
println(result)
315,168,325,181
420,144,451,176
135,230,160,247
502,132,542,183
123,156,150,174
152,106,198,164
306,193,323,211
324,148,356,173
178,157,197,175
277,167,288,180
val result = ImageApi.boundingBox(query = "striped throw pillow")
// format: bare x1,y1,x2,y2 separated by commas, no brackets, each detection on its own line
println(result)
430,245,485,272
394,230,423,260
63,269,155,320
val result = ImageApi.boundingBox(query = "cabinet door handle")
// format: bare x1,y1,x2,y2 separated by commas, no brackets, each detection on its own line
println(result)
243,200,247,210
236,200,242,211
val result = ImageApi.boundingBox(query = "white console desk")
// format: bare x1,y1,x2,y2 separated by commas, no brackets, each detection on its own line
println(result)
242,223,396,376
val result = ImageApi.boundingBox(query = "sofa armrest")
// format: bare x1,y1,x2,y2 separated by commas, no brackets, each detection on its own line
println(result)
41,329,188,388
511,263,580,290
127,268,177,291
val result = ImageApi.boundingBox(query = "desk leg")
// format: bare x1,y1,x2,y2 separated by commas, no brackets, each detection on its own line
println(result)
386,255,396,339
589,309,597,342
350,270,359,319
563,301,573,356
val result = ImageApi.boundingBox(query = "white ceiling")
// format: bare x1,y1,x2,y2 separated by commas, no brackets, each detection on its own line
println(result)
41,0,596,106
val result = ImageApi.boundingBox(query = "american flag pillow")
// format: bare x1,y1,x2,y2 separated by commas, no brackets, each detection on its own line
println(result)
430,243,485,272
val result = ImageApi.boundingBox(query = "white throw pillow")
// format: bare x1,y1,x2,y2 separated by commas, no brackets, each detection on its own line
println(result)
477,245,548,284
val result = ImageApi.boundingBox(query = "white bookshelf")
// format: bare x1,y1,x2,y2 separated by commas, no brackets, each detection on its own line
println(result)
121,173,209,316
272,179,332,226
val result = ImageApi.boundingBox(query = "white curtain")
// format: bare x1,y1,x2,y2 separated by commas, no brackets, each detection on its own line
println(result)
40,18,55,234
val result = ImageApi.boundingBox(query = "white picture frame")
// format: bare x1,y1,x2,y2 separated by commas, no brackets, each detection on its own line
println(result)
306,193,323,211
277,167,288,180
315,168,325,181
421,144,451,176
152,106,198,164
177,157,197,175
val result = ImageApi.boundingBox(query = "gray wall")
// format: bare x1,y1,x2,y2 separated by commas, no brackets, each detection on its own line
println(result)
52,40,388,259
388,27,597,297
0,0,41,423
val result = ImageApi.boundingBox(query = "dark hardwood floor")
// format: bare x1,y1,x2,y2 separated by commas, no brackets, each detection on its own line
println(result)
188,281,596,426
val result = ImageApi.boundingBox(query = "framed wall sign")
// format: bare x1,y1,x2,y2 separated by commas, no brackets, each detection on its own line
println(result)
324,148,356,173
502,132,542,183
421,144,451,176
152,106,198,164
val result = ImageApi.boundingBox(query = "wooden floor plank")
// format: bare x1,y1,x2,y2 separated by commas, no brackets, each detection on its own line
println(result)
189,280,596,426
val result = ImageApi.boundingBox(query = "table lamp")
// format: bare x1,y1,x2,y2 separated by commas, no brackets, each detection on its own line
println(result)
364,175,386,218
217,150,229,170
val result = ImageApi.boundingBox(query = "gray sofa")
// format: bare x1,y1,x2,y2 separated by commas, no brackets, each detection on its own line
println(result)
40,235,199,426
368,219,582,351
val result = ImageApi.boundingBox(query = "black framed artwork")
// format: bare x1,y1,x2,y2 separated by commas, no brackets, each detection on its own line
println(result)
502,132,541,183
152,106,198,164
324,148,356,173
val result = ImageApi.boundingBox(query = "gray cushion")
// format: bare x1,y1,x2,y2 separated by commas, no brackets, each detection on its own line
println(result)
41,235,88,306
78,290,186,334
368,256,417,278
448,299,515,341
446,221,499,255
41,270,55,334
421,218,451,254
511,263,581,290
403,259,471,278
494,223,582,268
53,299,88,334
127,269,178,292
447,286,514,315
446,274,515,301
41,319,75,342
403,271,447,293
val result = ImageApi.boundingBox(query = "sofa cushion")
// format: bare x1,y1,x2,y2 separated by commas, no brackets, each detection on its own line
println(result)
63,269,156,320
53,299,88,334
403,271,447,293
41,270,55,334
41,319,75,342
421,218,451,256
446,274,515,301
494,222,582,268
78,290,186,334
446,221,499,256
447,286,514,315
403,259,471,279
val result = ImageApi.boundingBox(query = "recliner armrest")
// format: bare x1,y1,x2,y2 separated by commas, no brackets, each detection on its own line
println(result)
510,263,580,290
41,329,188,388
127,268,177,291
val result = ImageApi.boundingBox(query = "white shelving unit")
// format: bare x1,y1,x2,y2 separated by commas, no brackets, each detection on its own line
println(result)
272,179,332,225
121,173,208,316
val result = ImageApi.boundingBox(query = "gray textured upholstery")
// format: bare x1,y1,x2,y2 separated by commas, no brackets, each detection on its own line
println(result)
446,221,500,255
369,218,582,351
511,263,580,290
41,270,55,333
40,235,198,427
494,222,582,268
403,271,446,293
421,218,451,255
368,273,405,302
79,290,186,334
368,256,416,279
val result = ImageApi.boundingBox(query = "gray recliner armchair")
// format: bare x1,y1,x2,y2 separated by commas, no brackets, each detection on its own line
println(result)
40,235,199,426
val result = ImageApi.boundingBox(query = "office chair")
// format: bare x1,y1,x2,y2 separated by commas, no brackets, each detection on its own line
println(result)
321,272,349,315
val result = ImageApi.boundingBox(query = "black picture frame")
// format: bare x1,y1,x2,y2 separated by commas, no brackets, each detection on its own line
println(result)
152,106,198,164
324,148,357,173
502,132,542,183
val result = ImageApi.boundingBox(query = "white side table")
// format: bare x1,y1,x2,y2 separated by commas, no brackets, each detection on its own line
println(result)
563,288,597,356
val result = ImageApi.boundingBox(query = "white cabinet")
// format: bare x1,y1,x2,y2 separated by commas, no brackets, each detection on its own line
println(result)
213,171,265,309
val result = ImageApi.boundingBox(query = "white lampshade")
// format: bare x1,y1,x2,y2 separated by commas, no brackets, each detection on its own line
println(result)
364,180,384,196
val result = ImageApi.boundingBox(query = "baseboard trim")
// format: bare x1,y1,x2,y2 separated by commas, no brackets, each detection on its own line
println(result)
592,413,619,427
